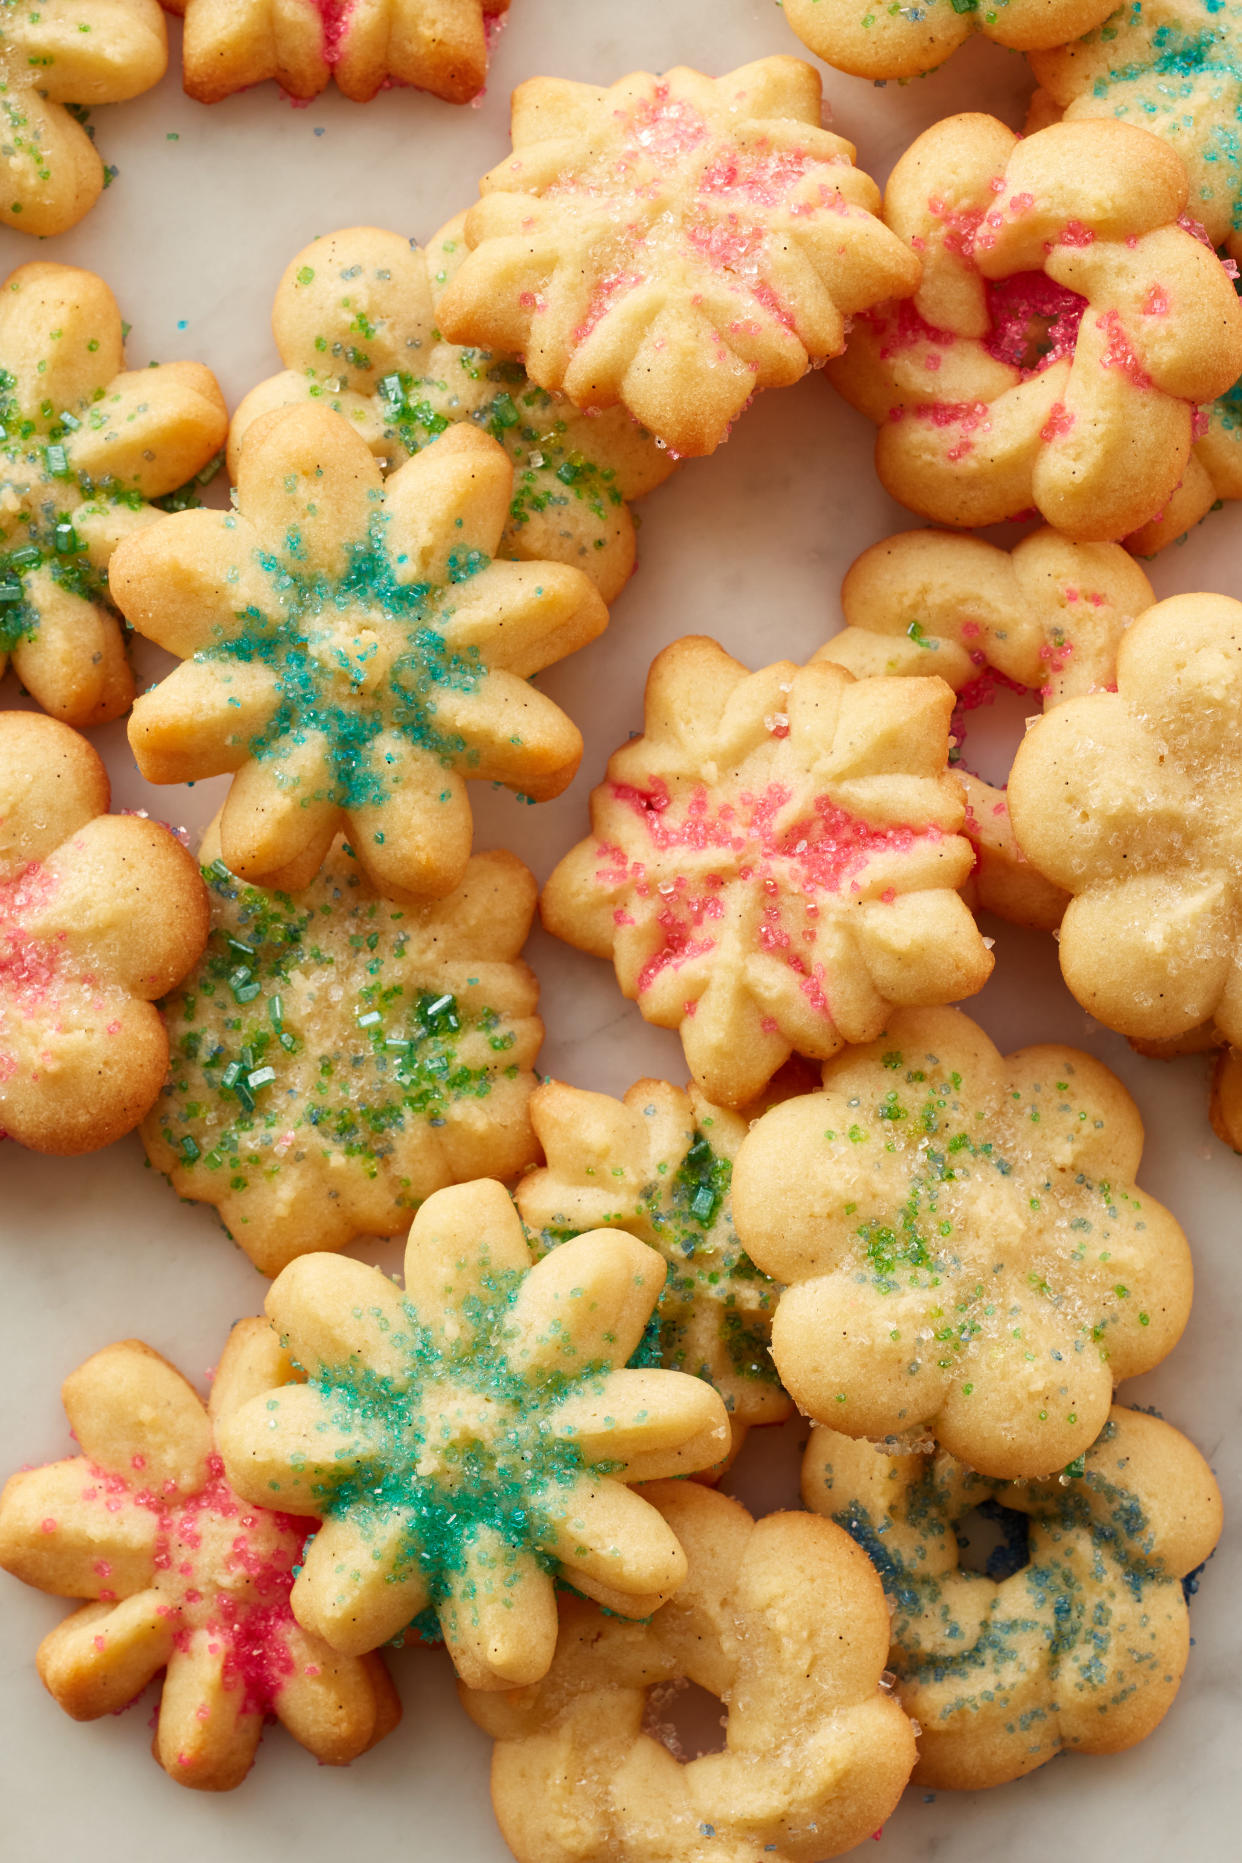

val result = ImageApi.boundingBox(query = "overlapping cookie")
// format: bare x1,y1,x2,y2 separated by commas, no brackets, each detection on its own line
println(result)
462,1481,918,1863
0,713,209,1154
436,57,922,456
230,220,673,603
804,1406,1222,1789
828,114,1242,539
217,1180,731,1687
166,0,506,104
113,403,608,897
731,1007,1193,1479
783,0,1117,80
0,0,166,234
542,635,993,1109
818,526,1154,927
144,817,542,1275
1,261,227,726
0,1321,401,1790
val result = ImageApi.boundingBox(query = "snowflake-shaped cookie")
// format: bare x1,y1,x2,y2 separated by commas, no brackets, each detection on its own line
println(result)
541,635,992,1110
166,0,506,104
828,114,1242,539
145,818,543,1275
230,219,673,604
804,1406,1222,1789
0,260,227,726
818,525,1155,928
732,1007,1193,1479
0,1322,401,1791
0,0,165,234
1010,590,1242,1045
515,1077,793,1464
435,57,921,457
114,404,608,898
0,711,210,1154
784,0,1117,81
217,1180,731,1688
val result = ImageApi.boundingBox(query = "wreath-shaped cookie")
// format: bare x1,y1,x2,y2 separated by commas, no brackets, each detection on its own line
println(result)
113,403,608,897
436,57,922,457
144,818,543,1275
230,220,673,603
828,114,1242,539
165,0,506,104
731,1006,1193,1479
803,1406,1223,1789
1010,589,1242,1044
514,1077,793,1467
783,0,1117,81
462,1481,918,1863
541,635,993,1110
0,1322,401,1791
818,525,1155,928
0,712,210,1154
0,0,166,234
217,1180,731,1688
0,261,227,726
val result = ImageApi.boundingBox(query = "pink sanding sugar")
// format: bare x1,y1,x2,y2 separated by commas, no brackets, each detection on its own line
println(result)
983,274,1086,376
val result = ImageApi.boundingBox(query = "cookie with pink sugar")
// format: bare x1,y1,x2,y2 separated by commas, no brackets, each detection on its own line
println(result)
165,0,506,104
783,0,1117,81
0,1320,401,1791
435,57,921,457
540,635,992,1110
828,114,1242,539
0,711,210,1155
817,526,1154,928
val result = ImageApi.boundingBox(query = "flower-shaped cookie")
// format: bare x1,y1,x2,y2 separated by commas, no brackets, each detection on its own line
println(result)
541,636,993,1110
804,1406,1222,1789
113,404,608,897
732,1007,1193,1479
0,1322,401,1791
145,818,543,1275
1010,591,1242,1043
166,0,506,104
818,525,1155,928
784,0,1117,81
0,0,165,234
217,1180,732,1688
0,712,210,1154
1125,374,1242,553
515,1077,792,1465
0,261,227,726
827,115,1242,539
462,1481,918,1863
229,220,674,603
1212,1044,1242,1150
436,58,922,457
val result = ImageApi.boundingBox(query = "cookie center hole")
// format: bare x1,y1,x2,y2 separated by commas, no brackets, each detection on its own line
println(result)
983,273,1087,377
951,671,1036,788
955,1498,1031,1581
644,1677,728,1760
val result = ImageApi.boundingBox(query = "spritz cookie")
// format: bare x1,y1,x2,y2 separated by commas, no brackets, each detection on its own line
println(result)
541,635,992,1109
0,0,166,234
435,58,922,457
462,1481,918,1863
818,526,1155,928
828,114,1242,539
230,220,673,603
217,1180,731,1688
804,1406,1223,1789
0,260,227,726
0,1322,401,1791
731,1007,1192,1479
783,0,1117,80
0,712,209,1155
113,404,608,897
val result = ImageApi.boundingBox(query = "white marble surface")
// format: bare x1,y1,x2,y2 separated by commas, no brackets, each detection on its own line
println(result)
1,2,1239,1856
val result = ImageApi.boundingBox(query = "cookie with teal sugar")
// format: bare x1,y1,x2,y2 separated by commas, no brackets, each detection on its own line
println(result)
0,1320,402,1791
111,402,609,897
229,218,674,604
142,814,543,1276
802,1405,1222,1789
216,1179,732,1689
